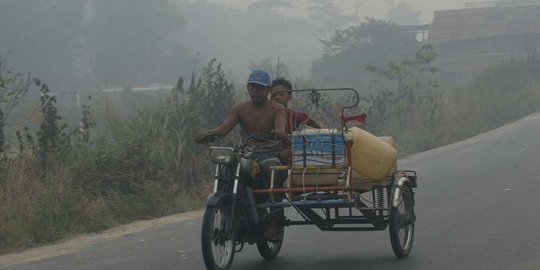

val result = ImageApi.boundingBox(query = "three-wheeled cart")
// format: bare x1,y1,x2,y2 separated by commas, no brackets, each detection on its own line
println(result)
253,88,418,258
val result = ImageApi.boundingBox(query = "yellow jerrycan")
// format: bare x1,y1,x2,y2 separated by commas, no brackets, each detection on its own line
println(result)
345,127,398,181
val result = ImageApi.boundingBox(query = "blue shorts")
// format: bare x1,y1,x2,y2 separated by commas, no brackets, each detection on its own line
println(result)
256,153,281,166
254,154,282,189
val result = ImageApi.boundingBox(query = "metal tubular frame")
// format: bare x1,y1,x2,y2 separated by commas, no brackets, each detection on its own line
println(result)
247,88,417,232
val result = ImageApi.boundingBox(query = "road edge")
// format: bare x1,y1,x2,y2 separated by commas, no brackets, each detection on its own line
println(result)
0,210,203,268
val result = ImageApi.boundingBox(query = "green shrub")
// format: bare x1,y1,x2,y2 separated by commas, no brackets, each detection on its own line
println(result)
0,59,234,253
364,51,540,155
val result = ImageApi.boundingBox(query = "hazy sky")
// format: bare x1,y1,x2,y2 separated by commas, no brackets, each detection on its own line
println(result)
205,0,470,24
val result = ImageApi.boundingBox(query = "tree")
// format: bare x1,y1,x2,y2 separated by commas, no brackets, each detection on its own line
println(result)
364,44,439,139
387,2,422,25
311,18,421,86
247,0,296,14
178,59,235,189
0,60,32,153
0,0,86,91
367,44,438,93
306,0,355,34
89,0,190,87
198,59,236,128
0,0,193,91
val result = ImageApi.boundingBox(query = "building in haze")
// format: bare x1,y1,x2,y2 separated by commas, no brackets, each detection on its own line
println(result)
465,0,540,8
428,0,540,74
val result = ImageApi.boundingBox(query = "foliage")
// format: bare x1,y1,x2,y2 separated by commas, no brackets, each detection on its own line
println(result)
0,60,31,152
361,48,540,155
89,0,190,87
176,1,326,78
247,0,296,13
177,59,236,188
0,58,235,252
311,18,421,86
0,0,191,90
306,0,356,33
461,56,540,126
0,0,86,90
367,44,438,93
16,82,94,168
0,79,99,252
67,58,235,214
386,2,422,25
357,44,447,153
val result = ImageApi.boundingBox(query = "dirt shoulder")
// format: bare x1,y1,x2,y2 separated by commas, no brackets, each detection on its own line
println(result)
0,210,203,268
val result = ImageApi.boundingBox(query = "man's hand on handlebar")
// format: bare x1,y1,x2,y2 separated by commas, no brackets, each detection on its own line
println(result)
244,133,280,144
194,130,218,144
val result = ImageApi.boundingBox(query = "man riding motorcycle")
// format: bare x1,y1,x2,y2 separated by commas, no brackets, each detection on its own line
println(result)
194,69,286,186
194,70,287,240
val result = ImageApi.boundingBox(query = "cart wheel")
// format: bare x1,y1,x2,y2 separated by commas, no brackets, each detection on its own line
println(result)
389,185,415,258
201,198,235,270
257,209,284,260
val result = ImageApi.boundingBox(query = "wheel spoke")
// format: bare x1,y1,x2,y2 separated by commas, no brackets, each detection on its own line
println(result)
390,187,415,258
210,206,234,268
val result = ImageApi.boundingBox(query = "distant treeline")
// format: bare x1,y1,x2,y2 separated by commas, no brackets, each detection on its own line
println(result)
0,0,424,92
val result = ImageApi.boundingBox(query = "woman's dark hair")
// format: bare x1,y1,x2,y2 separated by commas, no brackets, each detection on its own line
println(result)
270,78,292,91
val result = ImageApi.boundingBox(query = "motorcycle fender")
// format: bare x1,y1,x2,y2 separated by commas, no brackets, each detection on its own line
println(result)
205,192,233,207
392,176,411,208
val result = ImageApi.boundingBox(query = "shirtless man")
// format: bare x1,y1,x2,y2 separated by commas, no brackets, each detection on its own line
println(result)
194,70,287,188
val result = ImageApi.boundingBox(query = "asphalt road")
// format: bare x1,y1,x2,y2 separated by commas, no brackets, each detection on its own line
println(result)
2,113,540,270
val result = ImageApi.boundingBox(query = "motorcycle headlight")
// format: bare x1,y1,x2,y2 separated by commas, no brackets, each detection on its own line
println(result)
209,147,234,164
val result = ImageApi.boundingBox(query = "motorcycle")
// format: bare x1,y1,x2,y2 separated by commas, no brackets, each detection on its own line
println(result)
199,88,418,270
200,134,285,270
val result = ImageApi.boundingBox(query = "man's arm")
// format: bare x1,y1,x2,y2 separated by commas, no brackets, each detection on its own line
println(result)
305,116,322,129
272,101,287,138
194,104,240,142
293,110,321,129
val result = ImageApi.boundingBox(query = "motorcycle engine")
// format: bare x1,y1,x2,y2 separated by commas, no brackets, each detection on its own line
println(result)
239,157,260,180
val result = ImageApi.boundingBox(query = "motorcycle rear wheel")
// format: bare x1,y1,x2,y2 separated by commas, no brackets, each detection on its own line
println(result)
256,209,284,260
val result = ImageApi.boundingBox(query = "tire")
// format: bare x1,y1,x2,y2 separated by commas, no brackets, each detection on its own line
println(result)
201,198,235,270
256,209,284,260
389,185,415,258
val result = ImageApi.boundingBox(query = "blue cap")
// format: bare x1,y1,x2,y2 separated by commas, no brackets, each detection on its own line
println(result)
247,70,271,86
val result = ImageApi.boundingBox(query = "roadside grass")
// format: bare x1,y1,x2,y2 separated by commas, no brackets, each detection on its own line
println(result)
0,156,203,254
0,60,229,254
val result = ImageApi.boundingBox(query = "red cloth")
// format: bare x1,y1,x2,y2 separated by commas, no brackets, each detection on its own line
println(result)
343,113,366,124
287,109,318,133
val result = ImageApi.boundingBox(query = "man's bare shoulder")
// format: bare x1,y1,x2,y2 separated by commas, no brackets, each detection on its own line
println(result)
231,101,251,111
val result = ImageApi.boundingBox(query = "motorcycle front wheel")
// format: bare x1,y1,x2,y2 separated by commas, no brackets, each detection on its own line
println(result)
201,197,235,270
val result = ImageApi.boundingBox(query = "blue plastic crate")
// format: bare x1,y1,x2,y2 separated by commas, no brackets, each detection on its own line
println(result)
291,130,346,166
